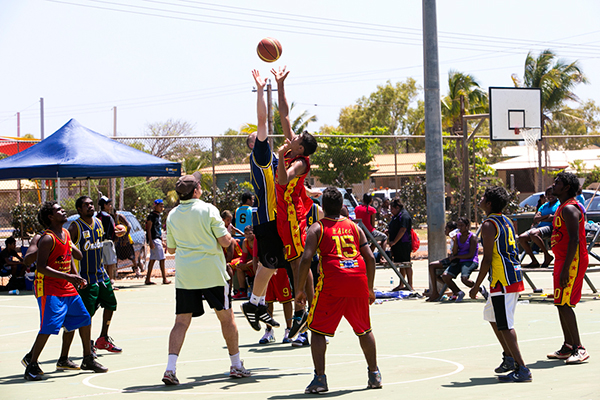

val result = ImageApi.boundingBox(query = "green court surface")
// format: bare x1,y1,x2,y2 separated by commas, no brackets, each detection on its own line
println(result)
1,260,599,400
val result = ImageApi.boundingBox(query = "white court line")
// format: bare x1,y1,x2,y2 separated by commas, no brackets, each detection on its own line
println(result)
0,305,37,309
0,329,38,337
52,329,600,399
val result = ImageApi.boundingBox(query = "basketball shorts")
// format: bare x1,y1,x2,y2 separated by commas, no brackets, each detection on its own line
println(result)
553,257,588,307
370,229,387,242
78,278,118,317
276,215,307,262
391,242,411,263
37,295,91,335
254,220,287,270
483,291,519,331
265,269,293,304
175,285,231,318
149,239,165,261
102,240,118,265
307,292,371,337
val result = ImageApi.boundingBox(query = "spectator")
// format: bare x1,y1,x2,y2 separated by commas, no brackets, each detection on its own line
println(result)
518,186,558,269
231,225,256,300
222,210,244,237
145,199,171,285
576,187,585,207
234,193,254,236
161,172,250,385
535,193,547,210
0,236,26,279
388,199,413,290
378,198,392,224
440,217,487,302
97,196,125,284
113,212,139,277
355,193,387,256
425,221,458,301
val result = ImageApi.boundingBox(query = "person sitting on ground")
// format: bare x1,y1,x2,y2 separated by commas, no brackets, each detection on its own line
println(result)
0,236,26,279
439,217,487,302
425,221,458,300
518,186,558,269
355,193,387,258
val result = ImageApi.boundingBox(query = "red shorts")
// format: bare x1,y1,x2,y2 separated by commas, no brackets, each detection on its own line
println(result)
230,258,254,277
265,269,293,304
553,257,588,307
307,291,371,337
276,216,306,262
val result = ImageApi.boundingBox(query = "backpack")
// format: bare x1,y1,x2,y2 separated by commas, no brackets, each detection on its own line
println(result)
410,229,420,253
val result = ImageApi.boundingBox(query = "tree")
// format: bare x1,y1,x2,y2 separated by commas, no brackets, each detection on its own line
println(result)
511,49,588,134
310,130,379,188
545,100,600,150
144,119,195,159
214,128,250,165
441,70,487,135
338,78,420,137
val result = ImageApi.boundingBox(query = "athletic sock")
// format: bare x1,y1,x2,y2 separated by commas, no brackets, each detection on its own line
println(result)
259,296,266,306
230,352,242,369
250,294,260,306
166,353,178,372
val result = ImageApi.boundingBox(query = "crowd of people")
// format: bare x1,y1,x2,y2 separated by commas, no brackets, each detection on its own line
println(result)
7,67,591,390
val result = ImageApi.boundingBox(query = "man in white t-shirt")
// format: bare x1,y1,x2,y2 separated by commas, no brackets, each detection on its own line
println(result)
161,172,251,386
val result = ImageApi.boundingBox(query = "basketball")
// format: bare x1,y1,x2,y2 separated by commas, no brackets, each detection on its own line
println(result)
257,37,282,63
115,224,127,237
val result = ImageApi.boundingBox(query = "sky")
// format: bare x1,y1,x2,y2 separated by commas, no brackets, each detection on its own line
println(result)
0,0,599,140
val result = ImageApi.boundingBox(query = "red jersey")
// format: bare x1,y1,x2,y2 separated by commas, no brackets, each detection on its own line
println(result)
551,198,589,270
315,217,368,298
34,228,78,298
276,152,312,225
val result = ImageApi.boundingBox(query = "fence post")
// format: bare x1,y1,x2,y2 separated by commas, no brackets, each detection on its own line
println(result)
211,137,217,205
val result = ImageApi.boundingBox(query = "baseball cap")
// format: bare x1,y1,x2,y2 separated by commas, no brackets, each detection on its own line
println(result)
154,199,164,205
98,196,112,207
175,171,202,196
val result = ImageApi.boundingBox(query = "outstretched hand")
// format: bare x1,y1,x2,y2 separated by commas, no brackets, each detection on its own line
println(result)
252,69,267,89
271,65,289,84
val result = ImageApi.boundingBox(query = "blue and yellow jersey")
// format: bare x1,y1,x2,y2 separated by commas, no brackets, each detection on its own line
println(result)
250,138,278,226
71,217,108,285
484,214,523,291
306,203,320,228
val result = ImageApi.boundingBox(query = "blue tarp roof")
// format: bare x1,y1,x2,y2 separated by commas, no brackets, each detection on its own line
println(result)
0,119,181,180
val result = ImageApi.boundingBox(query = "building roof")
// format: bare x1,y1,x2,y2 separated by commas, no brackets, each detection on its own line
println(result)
491,148,600,171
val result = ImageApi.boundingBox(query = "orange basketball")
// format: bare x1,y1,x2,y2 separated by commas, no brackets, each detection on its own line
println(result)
115,224,127,237
257,37,282,63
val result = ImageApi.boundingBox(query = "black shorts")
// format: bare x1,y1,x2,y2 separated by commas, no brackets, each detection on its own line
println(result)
175,286,231,318
391,242,411,263
254,220,288,270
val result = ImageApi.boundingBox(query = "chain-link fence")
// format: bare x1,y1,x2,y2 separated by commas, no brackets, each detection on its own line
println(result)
2,133,599,272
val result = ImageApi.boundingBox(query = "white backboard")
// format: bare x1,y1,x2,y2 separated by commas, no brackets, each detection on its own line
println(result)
489,87,542,141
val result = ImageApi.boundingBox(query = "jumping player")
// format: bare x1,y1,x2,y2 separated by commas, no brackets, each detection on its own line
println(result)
296,187,381,393
24,201,106,381
470,186,531,383
240,69,284,331
547,172,590,363
69,196,122,354
273,66,318,337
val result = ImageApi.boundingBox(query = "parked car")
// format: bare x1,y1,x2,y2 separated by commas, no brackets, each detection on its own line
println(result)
519,189,597,210
585,195,600,224
371,189,399,209
63,211,146,272
312,187,359,219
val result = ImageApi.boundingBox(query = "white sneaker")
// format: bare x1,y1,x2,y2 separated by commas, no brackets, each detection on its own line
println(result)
282,328,291,343
565,346,590,364
230,361,252,378
259,328,275,344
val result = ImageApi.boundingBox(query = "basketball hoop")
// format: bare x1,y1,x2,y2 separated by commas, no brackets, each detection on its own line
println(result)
521,128,541,167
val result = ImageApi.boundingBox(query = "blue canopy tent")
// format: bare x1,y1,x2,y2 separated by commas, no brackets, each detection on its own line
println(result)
0,119,180,180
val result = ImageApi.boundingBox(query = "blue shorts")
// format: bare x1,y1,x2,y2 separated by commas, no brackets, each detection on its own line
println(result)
444,261,478,278
37,295,91,335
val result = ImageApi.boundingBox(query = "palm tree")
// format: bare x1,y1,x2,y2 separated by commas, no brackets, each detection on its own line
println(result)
441,70,488,135
511,49,587,132
271,102,317,148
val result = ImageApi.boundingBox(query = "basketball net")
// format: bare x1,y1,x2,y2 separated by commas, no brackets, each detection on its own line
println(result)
520,128,540,168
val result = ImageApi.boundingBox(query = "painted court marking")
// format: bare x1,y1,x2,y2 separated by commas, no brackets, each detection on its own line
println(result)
77,353,463,396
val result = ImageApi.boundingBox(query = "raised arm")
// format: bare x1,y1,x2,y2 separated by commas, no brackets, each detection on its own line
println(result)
271,66,293,141
252,69,268,142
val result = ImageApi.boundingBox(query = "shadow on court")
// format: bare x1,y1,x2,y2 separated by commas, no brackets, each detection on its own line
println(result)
268,388,367,399
123,371,302,393
442,377,500,387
